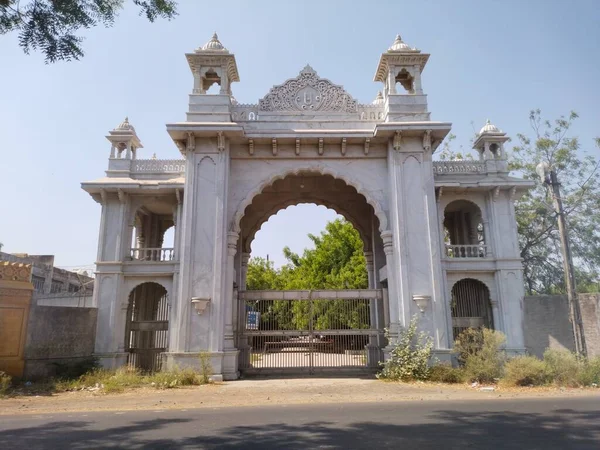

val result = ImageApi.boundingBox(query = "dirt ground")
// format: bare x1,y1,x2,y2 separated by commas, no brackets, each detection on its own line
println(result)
2,377,599,416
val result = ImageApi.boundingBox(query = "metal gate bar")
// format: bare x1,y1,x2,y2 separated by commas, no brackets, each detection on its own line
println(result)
451,279,492,340
126,283,169,372
238,290,383,374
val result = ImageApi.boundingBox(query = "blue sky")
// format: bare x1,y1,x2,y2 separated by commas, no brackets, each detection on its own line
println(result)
1,0,598,269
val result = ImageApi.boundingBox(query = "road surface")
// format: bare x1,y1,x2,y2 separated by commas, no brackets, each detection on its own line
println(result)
1,397,599,449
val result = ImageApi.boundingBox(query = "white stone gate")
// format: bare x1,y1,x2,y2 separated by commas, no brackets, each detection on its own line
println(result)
83,33,533,379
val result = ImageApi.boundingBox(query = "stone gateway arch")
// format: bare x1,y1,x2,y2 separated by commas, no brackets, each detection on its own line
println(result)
82,34,533,380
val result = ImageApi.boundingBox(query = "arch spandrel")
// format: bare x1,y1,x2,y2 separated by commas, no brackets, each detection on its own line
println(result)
229,163,388,234
237,172,380,254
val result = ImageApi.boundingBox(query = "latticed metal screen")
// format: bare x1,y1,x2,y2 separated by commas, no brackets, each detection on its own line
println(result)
238,290,383,374
126,283,169,372
451,278,493,340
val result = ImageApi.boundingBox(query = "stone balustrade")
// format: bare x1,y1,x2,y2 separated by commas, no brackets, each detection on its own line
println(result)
433,161,486,174
131,160,185,174
130,248,175,262
445,244,488,259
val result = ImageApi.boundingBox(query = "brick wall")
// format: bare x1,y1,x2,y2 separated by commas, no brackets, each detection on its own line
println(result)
523,295,575,358
523,294,600,358
23,305,97,379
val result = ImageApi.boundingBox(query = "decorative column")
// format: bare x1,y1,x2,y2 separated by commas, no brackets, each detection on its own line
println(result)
364,251,375,289
490,299,502,333
413,65,423,94
381,231,400,346
365,251,381,364
224,232,238,350
174,189,183,259
241,252,250,290
115,189,127,261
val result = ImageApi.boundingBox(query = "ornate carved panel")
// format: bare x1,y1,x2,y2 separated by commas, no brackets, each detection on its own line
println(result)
258,65,358,113
0,262,31,282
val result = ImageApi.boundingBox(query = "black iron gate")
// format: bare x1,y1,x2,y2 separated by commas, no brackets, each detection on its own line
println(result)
451,278,493,340
237,290,384,374
125,282,169,372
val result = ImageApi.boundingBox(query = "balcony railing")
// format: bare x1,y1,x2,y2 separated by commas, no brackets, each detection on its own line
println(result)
131,159,185,174
130,248,175,262
445,244,488,259
433,161,486,175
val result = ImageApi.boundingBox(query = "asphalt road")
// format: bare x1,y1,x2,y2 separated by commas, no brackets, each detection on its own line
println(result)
1,397,599,449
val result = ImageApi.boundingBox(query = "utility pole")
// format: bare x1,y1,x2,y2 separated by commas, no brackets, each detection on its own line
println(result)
537,162,586,356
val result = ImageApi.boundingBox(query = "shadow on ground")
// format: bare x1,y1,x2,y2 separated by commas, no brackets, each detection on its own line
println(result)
1,406,599,449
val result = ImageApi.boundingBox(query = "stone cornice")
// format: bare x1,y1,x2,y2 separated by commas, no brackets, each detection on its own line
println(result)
374,52,430,83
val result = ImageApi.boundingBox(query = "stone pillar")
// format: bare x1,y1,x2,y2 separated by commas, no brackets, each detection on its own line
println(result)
487,190,526,353
166,133,234,380
241,252,250,290
221,231,240,379
386,136,452,357
237,251,251,369
224,232,239,348
364,251,377,353
92,190,129,368
387,68,396,95
413,65,423,94
381,231,400,346
364,251,374,289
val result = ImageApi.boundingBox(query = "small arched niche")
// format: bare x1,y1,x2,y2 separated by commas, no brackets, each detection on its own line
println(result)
443,200,486,258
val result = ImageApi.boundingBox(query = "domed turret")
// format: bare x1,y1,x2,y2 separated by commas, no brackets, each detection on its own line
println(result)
198,33,228,52
116,117,135,132
388,34,418,52
186,33,239,96
372,91,384,105
479,119,501,134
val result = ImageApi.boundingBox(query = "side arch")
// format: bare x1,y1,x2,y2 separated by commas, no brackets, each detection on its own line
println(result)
231,164,388,233
449,277,494,340
124,281,170,372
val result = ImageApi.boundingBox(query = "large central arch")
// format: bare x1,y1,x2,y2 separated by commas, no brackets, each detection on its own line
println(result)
233,170,387,374
239,172,381,254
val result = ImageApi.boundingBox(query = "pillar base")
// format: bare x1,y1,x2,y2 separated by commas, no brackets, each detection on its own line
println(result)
431,349,453,364
366,344,383,368
162,351,240,381
94,352,129,370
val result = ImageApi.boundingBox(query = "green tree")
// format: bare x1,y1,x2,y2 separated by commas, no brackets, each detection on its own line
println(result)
244,218,369,331
0,0,177,62
511,110,600,294
280,218,368,290
246,257,282,291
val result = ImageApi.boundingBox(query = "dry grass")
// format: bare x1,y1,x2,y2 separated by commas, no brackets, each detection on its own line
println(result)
2,366,211,397
56,366,208,393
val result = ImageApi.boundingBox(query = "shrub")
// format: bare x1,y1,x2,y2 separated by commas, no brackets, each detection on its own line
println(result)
199,352,213,384
148,367,200,389
501,356,548,387
455,328,506,384
377,316,433,382
0,371,12,397
578,357,600,387
543,349,581,387
453,328,485,367
428,363,465,384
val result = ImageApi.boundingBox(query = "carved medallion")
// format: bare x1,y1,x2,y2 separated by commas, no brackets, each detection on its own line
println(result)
259,65,358,113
